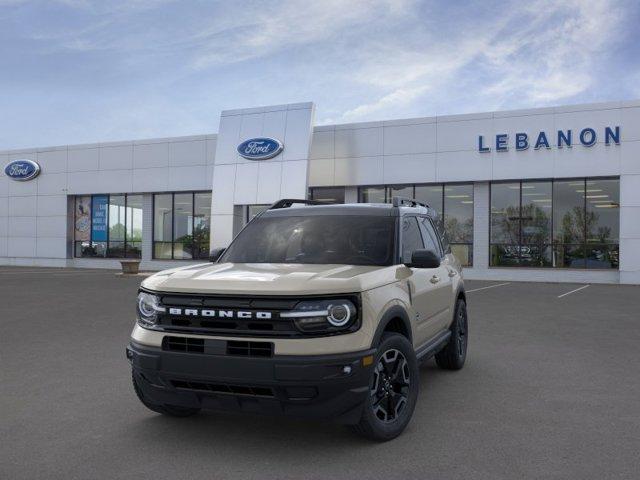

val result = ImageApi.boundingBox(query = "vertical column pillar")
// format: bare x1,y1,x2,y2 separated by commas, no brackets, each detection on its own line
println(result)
141,193,153,263
619,174,640,284
472,182,489,271
344,186,358,203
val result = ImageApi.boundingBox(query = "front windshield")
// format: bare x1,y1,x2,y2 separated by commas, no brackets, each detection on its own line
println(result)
220,215,396,266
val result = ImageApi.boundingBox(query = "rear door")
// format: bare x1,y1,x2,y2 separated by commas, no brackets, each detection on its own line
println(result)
400,216,446,346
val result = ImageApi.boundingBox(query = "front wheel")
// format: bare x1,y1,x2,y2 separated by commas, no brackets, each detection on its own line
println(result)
435,298,468,370
352,333,419,441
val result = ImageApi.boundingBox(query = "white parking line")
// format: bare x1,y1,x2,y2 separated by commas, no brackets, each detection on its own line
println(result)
557,284,590,298
466,282,511,293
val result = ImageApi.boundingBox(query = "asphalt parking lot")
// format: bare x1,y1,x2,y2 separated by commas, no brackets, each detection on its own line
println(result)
1,267,639,480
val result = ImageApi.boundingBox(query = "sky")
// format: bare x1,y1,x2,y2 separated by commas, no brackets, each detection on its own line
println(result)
1,0,639,150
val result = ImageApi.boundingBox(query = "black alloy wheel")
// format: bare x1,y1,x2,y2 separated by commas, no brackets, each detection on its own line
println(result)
371,349,410,423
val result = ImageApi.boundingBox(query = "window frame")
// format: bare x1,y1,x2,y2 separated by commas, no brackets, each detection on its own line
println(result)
488,176,620,269
152,191,212,260
358,182,473,266
73,193,143,259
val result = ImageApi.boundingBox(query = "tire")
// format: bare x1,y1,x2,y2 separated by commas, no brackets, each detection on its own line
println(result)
131,371,200,417
352,333,419,441
435,298,468,370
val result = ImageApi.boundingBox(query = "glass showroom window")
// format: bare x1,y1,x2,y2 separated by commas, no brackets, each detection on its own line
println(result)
358,183,474,266
153,192,211,260
490,181,552,267
490,178,619,269
74,194,143,258
309,187,345,203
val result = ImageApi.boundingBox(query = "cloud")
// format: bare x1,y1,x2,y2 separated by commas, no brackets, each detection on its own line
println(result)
332,0,626,122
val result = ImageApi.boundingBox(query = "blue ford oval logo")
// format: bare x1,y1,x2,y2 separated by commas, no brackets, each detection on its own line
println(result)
237,137,283,160
4,159,41,181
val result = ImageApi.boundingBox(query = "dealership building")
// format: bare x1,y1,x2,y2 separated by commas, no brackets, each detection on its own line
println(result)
1,100,639,284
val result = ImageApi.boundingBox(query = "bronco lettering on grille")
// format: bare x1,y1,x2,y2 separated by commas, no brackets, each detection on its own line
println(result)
167,308,272,319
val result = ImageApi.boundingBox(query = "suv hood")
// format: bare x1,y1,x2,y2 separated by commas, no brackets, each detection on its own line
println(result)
142,262,399,295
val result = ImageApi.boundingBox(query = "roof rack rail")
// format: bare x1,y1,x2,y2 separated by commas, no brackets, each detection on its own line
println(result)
391,196,429,209
268,198,326,210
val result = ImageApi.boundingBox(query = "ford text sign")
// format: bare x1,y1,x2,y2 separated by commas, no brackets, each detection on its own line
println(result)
4,159,41,181
237,137,283,160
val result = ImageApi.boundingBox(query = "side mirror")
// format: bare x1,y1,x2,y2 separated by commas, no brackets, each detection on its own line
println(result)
209,247,225,263
406,249,440,269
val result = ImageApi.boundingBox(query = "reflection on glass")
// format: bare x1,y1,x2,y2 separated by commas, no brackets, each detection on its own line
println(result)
585,179,619,244
108,195,126,257
520,181,552,267
491,183,520,245
414,185,443,216
126,195,143,258
359,186,385,203
154,194,172,259
445,184,473,244
387,185,413,203
553,180,585,244
194,193,212,259
173,193,193,260
310,187,345,204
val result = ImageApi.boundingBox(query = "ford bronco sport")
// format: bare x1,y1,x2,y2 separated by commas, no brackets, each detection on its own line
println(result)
127,197,468,441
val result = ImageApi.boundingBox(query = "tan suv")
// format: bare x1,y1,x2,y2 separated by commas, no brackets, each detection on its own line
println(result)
127,197,468,441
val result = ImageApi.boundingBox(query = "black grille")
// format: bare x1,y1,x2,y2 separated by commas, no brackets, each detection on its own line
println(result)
171,380,274,397
227,341,273,357
151,292,360,338
162,336,204,353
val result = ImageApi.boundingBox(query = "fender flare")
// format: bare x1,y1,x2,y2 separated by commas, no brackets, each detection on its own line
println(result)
370,305,413,348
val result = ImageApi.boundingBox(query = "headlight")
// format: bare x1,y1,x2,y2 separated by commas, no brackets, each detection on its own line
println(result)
136,291,165,327
281,298,358,334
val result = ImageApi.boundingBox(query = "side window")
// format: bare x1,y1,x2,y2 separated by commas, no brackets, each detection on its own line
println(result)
401,217,424,263
432,215,451,254
419,217,442,257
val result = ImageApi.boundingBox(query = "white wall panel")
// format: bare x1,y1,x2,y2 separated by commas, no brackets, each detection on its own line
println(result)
132,167,169,192
334,127,383,158
100,144,133,170
8,237,36,257
620,140,640,175
37,149,67,173
168,165,208,191
308,158,334,186
68,147,99,172
133,143,169,169
383,154,436,184
36,237,67,258
8,196,37,216
37,195,67,217
8,216,36,237
233,163,259,204
37,216,67,238
37,173,67,195
280,160,308,199
309,130,334,160
383,123,436,155
256,162,282,203
334,156,383,185
169,140,206,167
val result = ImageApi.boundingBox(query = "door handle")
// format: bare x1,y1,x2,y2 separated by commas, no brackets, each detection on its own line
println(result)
430,275,440,284
448,270,458,277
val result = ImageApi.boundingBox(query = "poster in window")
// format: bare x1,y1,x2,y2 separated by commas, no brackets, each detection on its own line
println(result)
74,196,91,241
91,195,109,242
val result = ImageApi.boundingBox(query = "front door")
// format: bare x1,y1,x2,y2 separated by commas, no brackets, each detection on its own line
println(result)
400,216,450,346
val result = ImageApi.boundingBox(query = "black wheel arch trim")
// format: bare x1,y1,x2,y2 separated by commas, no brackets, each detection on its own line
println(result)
371,305,413,348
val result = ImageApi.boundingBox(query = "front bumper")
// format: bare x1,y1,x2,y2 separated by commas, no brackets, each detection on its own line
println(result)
127,341,376,424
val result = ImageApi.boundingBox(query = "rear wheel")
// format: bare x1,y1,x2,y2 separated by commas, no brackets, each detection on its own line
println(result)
131,371,200,417
435,298,468,370
352,333,419,441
